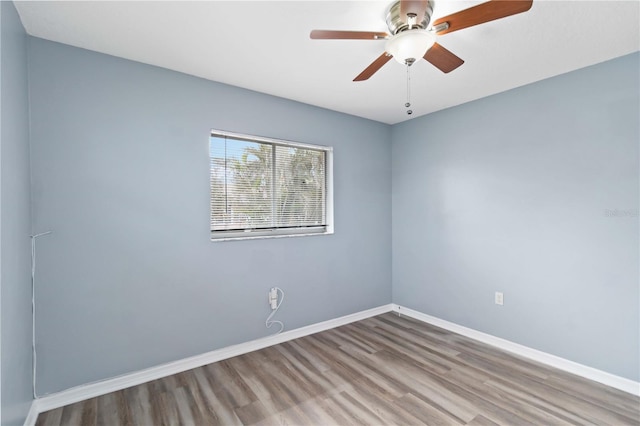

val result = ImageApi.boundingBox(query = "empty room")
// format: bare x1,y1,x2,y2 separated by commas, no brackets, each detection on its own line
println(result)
1,0,639,425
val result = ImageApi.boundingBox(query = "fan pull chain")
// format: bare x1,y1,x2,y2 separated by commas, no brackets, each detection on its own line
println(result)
405,64,413,115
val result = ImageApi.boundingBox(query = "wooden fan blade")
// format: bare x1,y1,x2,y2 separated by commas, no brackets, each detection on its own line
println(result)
310,30,389,40
400,0,429,25
424,43,464,73
433,0,533,35
354,53,393,81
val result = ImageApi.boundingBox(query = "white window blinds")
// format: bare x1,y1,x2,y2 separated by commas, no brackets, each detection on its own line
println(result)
210,131,331,239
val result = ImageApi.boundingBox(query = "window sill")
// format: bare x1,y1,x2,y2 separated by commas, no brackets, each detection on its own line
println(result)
210,229,334,242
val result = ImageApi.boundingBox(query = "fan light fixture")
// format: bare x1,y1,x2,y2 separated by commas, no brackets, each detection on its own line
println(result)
385,29,436,65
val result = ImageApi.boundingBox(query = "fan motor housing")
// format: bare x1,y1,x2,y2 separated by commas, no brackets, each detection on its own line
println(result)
385,0,435,34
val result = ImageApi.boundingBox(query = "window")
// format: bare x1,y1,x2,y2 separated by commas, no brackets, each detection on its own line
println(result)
209,130,333,240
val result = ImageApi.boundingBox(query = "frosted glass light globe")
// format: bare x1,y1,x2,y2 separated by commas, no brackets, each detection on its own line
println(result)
385,30,436,64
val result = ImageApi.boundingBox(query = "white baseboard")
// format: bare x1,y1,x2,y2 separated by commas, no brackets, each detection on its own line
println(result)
25,304,393,425
25,302,639,425
392,304,640,397
23,402,40,426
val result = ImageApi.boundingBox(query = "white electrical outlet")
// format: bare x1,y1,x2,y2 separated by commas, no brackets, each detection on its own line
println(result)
495,292,504,306
269,288,278,310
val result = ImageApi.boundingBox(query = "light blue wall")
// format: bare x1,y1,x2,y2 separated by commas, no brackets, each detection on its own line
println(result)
392,53,640,381
28,38,392,395
24,29,640,395
1,1,33,424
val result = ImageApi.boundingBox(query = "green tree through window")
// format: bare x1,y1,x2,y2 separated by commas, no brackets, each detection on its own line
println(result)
210,132,330,239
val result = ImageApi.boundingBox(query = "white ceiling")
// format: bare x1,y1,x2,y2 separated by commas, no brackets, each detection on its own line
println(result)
14,1,640,124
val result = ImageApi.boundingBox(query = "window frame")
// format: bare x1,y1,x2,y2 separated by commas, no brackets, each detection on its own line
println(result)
209,129,334,242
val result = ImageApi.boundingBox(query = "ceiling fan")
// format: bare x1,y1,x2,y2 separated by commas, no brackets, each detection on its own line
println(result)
310,0,533,81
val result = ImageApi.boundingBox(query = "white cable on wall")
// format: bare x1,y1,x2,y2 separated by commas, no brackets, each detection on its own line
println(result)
265,287,285,335
30,230,51,398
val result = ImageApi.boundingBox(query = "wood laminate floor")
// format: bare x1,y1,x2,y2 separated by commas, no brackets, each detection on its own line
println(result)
36,313,640,425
